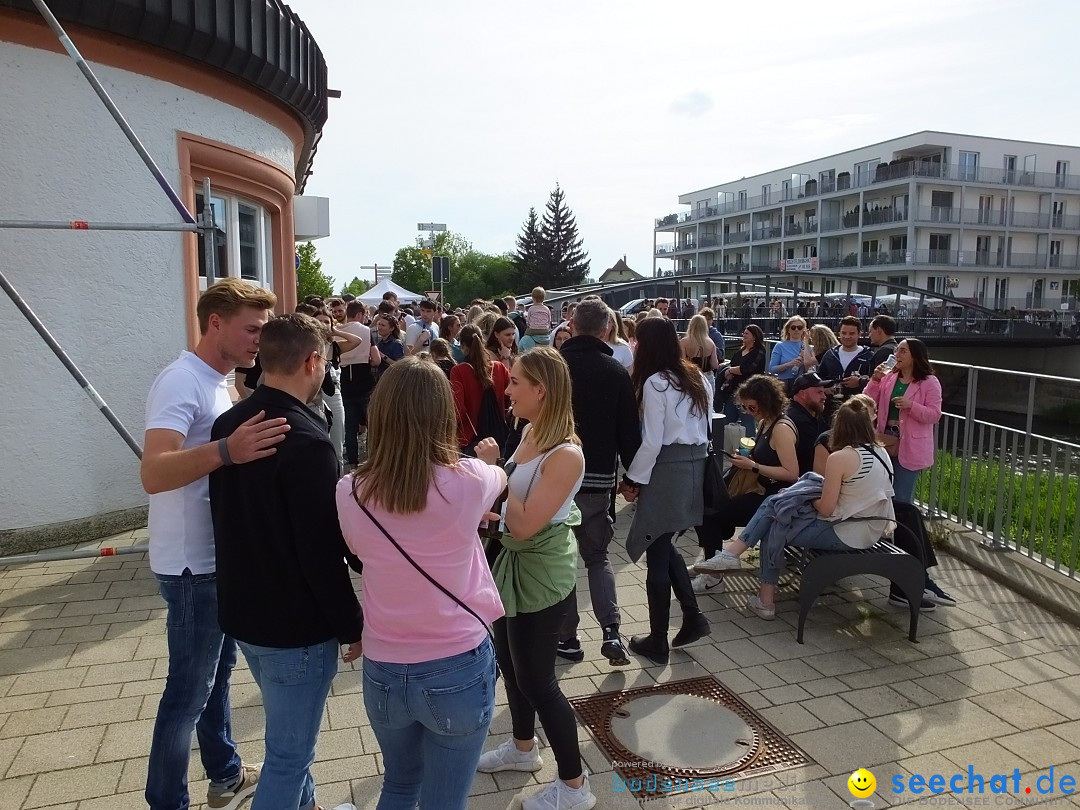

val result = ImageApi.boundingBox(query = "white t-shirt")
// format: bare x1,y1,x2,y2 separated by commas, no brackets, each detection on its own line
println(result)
145,352,233,575
404,319,439,352
837,346,864,373
338,321,371,366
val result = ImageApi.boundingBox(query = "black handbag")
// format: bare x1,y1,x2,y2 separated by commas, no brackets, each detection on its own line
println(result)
703,422,730,515
463,386,511,457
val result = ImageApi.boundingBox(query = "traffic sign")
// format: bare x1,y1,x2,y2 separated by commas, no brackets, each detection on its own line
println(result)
425,291,440,301
417,223,447,232
432,256,450,284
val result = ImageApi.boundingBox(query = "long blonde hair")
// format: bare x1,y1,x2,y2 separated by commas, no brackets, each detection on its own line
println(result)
809,324,838,354
514,348,580,452
683,314,710,356
352,357,460,514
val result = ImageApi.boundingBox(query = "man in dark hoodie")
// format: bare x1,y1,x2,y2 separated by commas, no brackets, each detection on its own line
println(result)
556,299,641,666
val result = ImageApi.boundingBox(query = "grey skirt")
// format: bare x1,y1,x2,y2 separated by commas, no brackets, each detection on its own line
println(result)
626,443,708,562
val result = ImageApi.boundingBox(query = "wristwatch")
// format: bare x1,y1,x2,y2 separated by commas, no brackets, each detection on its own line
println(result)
752,464,759,474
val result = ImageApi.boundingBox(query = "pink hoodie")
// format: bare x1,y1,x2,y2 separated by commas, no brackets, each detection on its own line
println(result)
864,373,942,471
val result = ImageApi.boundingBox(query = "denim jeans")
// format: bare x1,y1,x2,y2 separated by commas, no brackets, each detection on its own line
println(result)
363,638,496,810
740,496,848,583
146,571,241,810
892,461,920,503
239,639,339,810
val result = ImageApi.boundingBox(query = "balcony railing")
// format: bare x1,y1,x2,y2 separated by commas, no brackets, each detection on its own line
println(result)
655,158,1080,231
675,240,696,252
699,234,719,247
754,225,783,240
784,222,819,237
859,249,909,266
655,244,675,255
914,206,962,224
962,208,1010,227
724,231,751,245
861,207,908,226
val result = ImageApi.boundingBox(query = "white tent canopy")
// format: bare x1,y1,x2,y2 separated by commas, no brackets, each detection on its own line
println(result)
357,278,425,306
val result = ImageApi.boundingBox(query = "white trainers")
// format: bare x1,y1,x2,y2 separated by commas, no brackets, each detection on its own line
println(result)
476,736,543,773
691,573,727,595
693,551,743,574
522,772,597,810
206,763,260,810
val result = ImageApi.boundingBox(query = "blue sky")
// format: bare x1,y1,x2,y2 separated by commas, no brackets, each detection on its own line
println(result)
297,0,1079,289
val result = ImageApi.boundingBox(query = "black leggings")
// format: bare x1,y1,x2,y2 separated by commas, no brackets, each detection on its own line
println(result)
491,592,582,781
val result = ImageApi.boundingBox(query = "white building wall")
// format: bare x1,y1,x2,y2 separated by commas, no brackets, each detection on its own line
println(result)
0,41,296,533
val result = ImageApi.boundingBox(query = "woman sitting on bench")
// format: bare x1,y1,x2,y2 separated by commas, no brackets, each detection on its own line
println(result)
699,397,895,620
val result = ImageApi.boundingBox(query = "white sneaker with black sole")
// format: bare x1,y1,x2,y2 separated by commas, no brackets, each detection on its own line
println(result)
556,638,585,662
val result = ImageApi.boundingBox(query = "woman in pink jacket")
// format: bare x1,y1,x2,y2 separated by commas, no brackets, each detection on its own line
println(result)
865,338,942,503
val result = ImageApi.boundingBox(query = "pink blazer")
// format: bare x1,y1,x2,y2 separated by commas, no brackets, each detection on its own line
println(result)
864,373,942,471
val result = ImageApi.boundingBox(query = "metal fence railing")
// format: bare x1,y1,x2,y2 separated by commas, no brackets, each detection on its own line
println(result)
914,361,1079,578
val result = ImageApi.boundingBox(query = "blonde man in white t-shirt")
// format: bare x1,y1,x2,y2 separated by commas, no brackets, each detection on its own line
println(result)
141,279,288,810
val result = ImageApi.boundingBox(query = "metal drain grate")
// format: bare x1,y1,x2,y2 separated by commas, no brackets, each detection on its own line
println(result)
569,675,813,799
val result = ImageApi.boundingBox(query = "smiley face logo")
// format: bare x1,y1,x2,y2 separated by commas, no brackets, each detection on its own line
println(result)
848,768,876,798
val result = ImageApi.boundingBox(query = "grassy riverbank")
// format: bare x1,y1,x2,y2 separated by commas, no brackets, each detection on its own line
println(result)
919,450,1079,572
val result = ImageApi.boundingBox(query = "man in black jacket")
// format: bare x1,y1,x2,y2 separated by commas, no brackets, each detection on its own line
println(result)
787,372,831,475
867,314,899,375
210,314,362,810
557,299,641,666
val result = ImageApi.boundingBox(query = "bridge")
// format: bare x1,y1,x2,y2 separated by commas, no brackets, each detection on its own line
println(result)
537,270,1078,347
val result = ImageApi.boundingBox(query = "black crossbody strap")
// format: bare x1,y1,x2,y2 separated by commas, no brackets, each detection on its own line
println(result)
864,444,895,482
352,490,492,635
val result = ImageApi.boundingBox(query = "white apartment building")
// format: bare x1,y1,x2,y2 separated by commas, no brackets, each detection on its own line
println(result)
654,131,1080,311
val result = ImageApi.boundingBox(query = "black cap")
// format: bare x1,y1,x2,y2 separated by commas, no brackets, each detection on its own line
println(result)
791,372,835,394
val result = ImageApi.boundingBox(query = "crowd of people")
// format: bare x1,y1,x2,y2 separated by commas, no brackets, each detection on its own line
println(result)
139,278,952,810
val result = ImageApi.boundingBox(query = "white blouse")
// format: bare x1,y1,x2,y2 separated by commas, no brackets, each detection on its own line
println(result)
626,371,710,485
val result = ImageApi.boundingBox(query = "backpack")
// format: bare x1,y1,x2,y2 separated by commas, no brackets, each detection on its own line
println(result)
463,387,510,457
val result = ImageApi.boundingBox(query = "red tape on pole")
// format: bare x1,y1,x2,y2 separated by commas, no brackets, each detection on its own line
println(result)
70,221,89,229
99,547,116,556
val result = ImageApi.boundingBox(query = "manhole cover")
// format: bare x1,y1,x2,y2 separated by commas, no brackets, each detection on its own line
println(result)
608,694,757,771
570,676,812,799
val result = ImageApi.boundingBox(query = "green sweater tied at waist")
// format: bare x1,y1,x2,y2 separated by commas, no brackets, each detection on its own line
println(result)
491,505,581,618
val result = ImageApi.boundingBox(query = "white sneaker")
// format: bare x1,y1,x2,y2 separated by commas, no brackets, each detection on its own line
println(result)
522,772,597,810
476,736,543,773
693,551,743,574
691,573,727,595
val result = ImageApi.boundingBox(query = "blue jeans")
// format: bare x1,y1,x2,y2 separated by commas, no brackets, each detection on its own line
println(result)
722,397,757,439
892,461,920,503
146,571,241,810
239,639,339,810
740,496,848,583
363,638,496,810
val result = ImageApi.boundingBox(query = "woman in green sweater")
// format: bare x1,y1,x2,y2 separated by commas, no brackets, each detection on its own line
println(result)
475,347,595,810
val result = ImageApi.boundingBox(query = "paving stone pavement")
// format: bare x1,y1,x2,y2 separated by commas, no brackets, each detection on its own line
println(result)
1,510,1080,809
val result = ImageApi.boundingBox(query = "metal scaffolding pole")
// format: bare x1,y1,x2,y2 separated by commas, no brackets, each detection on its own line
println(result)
0,221,200,232
0,544,149,568
29,0,196,224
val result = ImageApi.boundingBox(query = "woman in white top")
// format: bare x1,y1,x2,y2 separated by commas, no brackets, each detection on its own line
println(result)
604,308,634,371
705,397,895,620
473,348,596,810
621,318,713,666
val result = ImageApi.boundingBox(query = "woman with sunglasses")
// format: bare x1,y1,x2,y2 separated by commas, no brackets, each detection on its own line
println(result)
768,316,817,388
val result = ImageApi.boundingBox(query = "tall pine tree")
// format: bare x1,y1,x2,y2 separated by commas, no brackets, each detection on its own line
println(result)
513,207,542,288
537,184,589,288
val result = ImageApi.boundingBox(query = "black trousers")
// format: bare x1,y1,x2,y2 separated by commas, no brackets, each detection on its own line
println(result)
339,364,372,464
491,592,582,781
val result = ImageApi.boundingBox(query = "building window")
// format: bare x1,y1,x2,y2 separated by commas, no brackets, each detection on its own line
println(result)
196,192,273,287
958,151,979,182
854,159,879,187
1056,161,1069,188
819,169,835,193
762,184,771,205
738,190,747,210
1003,155,1017,183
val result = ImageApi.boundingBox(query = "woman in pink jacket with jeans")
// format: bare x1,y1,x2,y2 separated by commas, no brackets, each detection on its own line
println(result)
864,338,942,504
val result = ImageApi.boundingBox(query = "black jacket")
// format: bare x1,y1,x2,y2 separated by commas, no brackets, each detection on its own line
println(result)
210,386,363,648
560,335,641,492
869,338,899,375
787,401,825,476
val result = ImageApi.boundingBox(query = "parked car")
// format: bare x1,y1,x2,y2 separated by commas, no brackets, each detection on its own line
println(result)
618,298,651,317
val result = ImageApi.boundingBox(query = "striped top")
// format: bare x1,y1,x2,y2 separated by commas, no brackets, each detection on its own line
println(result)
827,445,896,549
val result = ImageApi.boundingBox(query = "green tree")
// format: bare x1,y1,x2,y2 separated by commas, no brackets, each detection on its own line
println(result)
512,207,542,289
295,241,334,300
445,251,518,305
537,184,589,288
391,231,472,300
339,277,374,297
